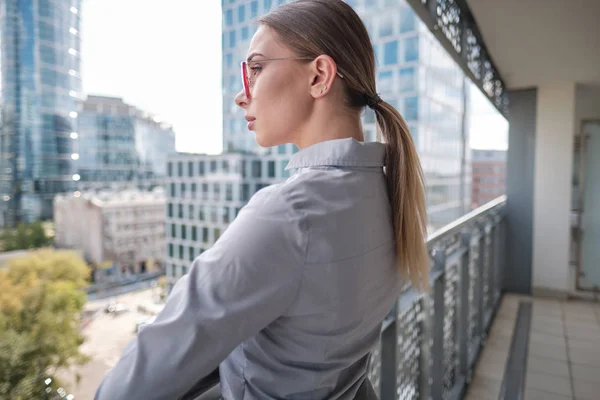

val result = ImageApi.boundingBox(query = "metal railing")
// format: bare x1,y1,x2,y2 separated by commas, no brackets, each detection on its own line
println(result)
185,195,507,400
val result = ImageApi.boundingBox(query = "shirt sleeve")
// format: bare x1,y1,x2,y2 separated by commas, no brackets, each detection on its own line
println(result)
94,188,307,400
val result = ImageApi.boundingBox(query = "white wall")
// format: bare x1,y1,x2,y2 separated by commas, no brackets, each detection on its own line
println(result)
532,82,575,293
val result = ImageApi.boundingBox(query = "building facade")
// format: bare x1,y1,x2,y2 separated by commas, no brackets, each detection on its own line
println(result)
54,188,166,273
0,0,83,226
471,149,506,209
76,95,176,191
164,152,286,285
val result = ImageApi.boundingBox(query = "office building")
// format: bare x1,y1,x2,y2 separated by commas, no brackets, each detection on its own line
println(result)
471,149,506,209
54,188,166,273
0,0,83,225
76,95,176,191
164,152,286,284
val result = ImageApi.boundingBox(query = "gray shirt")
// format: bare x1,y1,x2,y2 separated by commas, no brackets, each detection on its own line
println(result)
95,138,402,400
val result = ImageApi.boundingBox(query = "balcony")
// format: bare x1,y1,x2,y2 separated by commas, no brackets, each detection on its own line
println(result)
180,195,599,400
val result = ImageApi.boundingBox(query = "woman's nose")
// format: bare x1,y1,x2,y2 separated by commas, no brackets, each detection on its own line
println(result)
235,89,248,109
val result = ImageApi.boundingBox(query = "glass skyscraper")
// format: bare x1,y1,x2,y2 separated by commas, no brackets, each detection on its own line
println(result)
221,0,471,230
77,95,176,190
0,0,83,226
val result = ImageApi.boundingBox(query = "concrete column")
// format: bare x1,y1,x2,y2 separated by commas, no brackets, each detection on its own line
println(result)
532,82,576,295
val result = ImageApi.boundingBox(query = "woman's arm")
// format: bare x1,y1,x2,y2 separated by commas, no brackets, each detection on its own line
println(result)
94,190,307,400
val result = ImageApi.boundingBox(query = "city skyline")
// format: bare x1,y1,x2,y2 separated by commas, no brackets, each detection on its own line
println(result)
81,0,507,155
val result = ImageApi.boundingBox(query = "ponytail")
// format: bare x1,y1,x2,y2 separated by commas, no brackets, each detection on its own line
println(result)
373,100,430,291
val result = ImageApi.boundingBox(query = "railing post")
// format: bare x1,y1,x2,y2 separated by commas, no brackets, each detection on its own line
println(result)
457,232,471,381
380,304,397,400
431,250,446,400
475,222,486,342
487,218,497,315
419,296,433,400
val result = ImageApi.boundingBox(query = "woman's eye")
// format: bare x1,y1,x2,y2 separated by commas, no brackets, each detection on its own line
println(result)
250,65,262,74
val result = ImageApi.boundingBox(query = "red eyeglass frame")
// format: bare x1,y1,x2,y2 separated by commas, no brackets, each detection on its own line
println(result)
240,58,344,99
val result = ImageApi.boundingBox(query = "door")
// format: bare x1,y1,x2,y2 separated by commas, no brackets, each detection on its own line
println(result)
579,121,600,290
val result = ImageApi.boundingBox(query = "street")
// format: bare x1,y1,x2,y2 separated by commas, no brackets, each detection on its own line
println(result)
58,288,165,399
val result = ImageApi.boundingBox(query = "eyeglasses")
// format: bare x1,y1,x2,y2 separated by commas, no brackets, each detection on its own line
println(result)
240,57,345,99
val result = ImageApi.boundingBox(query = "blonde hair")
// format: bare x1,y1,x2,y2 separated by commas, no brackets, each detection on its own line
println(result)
260,0,429,290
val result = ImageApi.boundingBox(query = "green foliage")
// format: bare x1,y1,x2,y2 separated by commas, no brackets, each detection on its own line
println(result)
0,250,90,400
0,222,53,252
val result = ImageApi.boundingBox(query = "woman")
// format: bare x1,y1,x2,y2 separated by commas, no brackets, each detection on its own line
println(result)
95,1,428,399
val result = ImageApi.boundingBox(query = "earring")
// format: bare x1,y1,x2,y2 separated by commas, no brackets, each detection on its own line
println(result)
320,86,327,93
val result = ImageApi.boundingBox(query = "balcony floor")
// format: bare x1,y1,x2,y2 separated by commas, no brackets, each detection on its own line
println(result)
466,294,600,400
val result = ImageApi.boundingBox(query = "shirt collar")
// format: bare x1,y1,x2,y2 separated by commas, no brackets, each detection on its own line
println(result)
285,138,386,170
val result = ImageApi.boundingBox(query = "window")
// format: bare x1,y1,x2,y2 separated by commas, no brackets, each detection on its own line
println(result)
225,9,233,26
178,204,184,218
178,224,189,241
179,245,184,259
178,162,183,177
213,183,221,200
171,224,176,238
202,183,209,200
268,161,276,178
229,31,236,49
188,204,194,220
379,15,394,37
214,228,221,241
192,226,197,241
168,162,173,177
189,247,195,262
250,1,258,17
222,160,229,173
238,5,245,23
235,208,241,218
241,160,247,177
210,160,217,172
188,161,194,176
404,96,419,120
241,183,250,201
264,0,272,10
226,183,233,201
383,41,398,65
252,160,262,178
400,7,416,33
168,203,173,217
169,244,174,258
242,27,250,40
404,36,419,62
278,144,286,155
199,206,205,221
191,183,197,198
199,161,205,176
180,183,186,197
202,227,209,243
223,207,230,223
211,207,218,223
399,67,415,92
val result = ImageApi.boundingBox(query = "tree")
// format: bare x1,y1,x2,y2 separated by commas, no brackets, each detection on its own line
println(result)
0,221,53,252
0,250,90,399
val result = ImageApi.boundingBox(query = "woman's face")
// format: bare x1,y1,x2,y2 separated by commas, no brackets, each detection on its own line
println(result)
235,26,314,148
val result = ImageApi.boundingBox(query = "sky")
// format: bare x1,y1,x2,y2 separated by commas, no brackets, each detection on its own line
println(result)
81,0,507,154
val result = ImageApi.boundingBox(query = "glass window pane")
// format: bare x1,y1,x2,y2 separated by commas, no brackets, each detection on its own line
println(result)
238,5,245,23
404,96,419,120
404,36,419,62
225,9,233,26
229,31,236,49
399,67,415,92
379,15,393,37
377,71,393,90
383,41,398,65
400,7,416,33
251,1,258,17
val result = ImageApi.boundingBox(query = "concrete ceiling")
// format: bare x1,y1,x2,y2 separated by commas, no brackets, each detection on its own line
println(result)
466,0,600,89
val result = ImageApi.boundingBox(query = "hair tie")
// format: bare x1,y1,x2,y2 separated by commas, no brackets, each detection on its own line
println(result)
366,94,382,109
